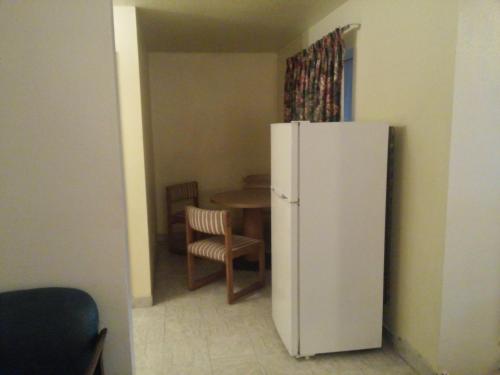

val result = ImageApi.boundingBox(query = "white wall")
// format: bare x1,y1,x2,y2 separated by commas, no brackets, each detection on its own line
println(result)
277,1,458,370
114,6,153,307
0,2,132,374
137,10,158,288
438,1,500,374
149,53,278,234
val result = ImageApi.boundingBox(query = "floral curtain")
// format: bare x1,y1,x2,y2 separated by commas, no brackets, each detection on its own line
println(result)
284,29,344,122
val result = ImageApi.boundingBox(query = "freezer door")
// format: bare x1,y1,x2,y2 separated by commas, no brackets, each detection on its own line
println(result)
271,123,299,202
299,123,389,356
271,190,299,356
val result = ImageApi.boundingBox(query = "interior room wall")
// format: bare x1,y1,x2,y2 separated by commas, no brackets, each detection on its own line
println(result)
277,0,458,371
149,53,278,235
113,6,153,307
136,10,158,290
438,1,500,374
0,1,132,374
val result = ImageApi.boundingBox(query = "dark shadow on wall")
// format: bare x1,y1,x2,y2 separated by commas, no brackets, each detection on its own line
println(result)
382,125,407,331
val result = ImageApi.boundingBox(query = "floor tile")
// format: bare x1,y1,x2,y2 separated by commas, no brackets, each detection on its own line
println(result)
132,305,165,373
308,352,366,374
247,322,289,357
258,352,312,375
163,362,212,375
207,330,256,359
135,365,164,375
132,248,416,375
163,335,210,367
211,355,265,375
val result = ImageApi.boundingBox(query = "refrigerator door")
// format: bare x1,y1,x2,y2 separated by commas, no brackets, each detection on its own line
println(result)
270,122,300,356
298,123,389,356
271,189,299,356
270,123,299,202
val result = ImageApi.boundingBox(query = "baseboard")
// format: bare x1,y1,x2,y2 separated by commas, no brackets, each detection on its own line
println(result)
132,296,153,308
384,327,436,375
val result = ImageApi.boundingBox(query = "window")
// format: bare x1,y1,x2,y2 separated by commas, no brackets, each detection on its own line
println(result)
343,48,354,121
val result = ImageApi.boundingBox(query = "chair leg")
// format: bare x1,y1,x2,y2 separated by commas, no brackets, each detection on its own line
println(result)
258,243,266,285
188,253,225,291
226,258,235,304
167,221,174,252
226,245,266,304
187,251,195,290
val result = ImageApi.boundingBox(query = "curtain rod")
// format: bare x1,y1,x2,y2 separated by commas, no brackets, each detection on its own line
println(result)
288,23,361,59
340,23,361,33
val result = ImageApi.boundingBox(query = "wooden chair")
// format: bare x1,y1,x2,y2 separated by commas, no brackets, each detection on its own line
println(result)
166,181,199,253
185,206,265,304
243,174,270,189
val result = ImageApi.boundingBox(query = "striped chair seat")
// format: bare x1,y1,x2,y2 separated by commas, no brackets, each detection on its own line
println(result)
188,235,261,262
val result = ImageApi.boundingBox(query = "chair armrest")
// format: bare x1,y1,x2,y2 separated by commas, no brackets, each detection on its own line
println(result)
84,328,107,375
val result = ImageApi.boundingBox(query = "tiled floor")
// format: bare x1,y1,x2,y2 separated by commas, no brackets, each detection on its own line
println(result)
132,249,416,375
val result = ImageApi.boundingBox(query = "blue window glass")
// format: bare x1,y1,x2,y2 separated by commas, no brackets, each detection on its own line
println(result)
343,48,354,121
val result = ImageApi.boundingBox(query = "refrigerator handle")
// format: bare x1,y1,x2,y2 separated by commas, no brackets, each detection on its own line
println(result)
271,186,288,199
272,187,298,203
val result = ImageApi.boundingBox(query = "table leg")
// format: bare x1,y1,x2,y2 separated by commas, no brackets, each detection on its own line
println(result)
243,208,263,261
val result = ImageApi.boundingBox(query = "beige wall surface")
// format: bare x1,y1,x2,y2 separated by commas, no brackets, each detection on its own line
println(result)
0,1,132,374
137,11,158,289
114,6,153,307
278,0,458,370
149,53,278,234
438,1,500,374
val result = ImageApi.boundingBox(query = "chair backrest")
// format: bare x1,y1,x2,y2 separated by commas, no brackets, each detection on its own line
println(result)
166,181,199,203
186,206,228,235
0,287,100,375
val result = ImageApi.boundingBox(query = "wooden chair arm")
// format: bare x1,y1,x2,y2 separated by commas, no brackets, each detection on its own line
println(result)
84,328,107,375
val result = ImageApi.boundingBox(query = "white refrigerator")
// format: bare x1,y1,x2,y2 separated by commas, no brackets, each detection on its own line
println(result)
271,121,389,358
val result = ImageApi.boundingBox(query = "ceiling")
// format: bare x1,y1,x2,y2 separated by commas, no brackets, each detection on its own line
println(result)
113,0,348,52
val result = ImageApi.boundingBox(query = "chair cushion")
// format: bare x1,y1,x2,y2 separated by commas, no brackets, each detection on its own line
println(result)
188,235,261,262
0,287,100,375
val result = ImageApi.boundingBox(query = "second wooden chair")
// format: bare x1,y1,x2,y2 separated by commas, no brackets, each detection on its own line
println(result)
165,181,199,253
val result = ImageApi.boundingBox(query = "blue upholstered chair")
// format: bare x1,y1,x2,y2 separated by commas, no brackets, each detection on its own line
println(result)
0,287,107,375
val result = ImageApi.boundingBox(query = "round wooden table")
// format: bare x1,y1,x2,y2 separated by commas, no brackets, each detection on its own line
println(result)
211,189,270,260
